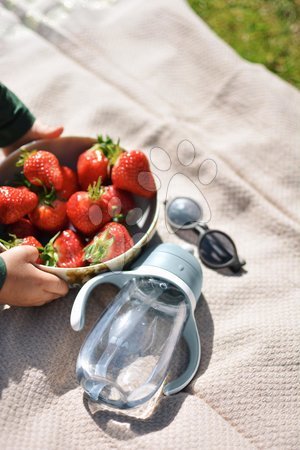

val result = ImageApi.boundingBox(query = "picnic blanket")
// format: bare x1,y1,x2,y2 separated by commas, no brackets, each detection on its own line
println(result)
0,0,299,448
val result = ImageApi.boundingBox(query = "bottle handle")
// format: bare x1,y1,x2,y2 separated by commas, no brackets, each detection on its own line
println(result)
70,271,132,331
163,312,201,396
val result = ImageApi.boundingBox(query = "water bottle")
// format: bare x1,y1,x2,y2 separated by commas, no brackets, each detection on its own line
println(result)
71,244,203,410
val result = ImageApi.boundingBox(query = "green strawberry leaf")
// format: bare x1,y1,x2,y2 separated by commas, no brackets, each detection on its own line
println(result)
84,231,114,265
39,186,57,206
40,232,60,266
16,148,36,167
0,234,21,249
96,134,124,165
88,176,104,200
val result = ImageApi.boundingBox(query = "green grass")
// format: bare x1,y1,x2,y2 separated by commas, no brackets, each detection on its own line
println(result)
188,0,300,88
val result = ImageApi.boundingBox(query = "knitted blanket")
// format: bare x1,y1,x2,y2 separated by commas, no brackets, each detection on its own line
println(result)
0,0,299,448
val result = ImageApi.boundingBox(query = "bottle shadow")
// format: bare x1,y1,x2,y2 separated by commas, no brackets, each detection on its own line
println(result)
83,391,187,441
83,294,214,440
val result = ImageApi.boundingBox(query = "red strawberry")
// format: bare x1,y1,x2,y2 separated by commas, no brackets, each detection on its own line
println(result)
17,149,63,190
7,218,36,238
0,234,43,263
57,166,79,201
0,186,38,224
77,136,119,190
67,178,111,236
29,198,67,233
41,230,85,268
84,222,133,264
112,150,156,198
101,185,135,221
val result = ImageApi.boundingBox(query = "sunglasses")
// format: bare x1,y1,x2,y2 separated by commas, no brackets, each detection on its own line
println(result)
165,197,246,273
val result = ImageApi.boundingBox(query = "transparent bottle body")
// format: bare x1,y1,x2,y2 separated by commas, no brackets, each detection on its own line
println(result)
77,277,189,409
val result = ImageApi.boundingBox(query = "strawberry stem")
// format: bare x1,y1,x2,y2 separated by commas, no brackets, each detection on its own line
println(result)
112,213,125,223
84,231,114,264
39,186,57,206
97,134,124,165
88,176,104,200
40,232,60,266
16,148,36,168
0,234,21,249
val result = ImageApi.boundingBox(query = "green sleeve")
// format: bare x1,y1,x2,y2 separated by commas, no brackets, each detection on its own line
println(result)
0,255,7,290
0,82,35,147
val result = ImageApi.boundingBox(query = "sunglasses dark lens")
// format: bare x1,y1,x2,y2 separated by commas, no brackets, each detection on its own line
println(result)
167,198,203,228
199,231,236,266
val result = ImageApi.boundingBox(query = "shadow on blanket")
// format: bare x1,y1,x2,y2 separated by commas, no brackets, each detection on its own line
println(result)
0,231,213,439
82,294,214,440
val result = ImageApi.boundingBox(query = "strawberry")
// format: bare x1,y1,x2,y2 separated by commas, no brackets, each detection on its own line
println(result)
84,222,133,264
41,230,85,268
28,188,67,233
101,185,135,221
67,178,111,236
7,218,36,238
17,149,63,190
112,150,156,198
0,186,38,224
29,199,67,233
0,234,43,263
77,136,120,190
57,166,79,201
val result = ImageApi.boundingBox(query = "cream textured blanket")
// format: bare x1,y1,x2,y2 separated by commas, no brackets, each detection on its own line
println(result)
0,0,299,448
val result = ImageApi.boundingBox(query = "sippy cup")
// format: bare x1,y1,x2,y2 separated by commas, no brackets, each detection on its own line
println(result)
70,243,203,410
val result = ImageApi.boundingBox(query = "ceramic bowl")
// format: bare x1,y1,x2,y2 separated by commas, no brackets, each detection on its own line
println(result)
0,137,159,284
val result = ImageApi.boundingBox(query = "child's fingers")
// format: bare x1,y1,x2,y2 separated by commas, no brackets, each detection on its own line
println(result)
7,245,39,263
32,121,64,139
26,251,69,297
38,271,69,297
34,267,69,298
14,245,39,262
0,247,69,307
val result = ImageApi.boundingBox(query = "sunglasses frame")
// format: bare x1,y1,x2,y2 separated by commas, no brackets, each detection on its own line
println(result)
196,226,244,272
165,198,245,272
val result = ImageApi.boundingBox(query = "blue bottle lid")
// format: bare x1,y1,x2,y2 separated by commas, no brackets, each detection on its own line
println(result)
142,243,203,303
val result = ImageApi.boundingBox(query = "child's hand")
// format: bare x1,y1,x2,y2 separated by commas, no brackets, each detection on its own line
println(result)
0,246,69,307
2,120,64,156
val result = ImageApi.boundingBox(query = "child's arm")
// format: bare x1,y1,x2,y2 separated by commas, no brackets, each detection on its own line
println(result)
0,82,35,148
0,247,69,307
0,83,69,306
0,82,63,155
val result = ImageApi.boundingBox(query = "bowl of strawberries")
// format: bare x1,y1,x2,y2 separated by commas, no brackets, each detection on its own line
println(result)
0,136,159,284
